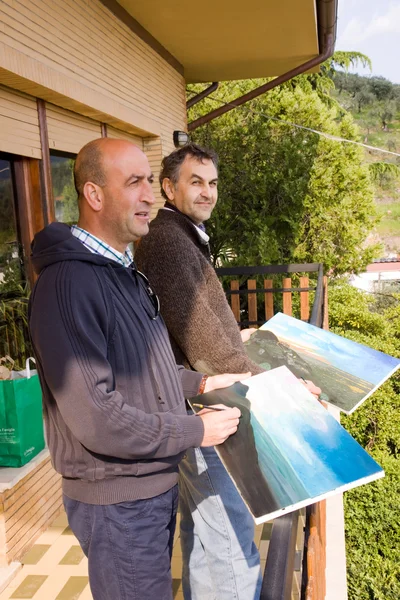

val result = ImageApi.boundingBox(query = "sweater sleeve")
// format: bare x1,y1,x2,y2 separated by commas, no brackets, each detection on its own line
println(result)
176,365,203,397
29,263,204,459
138,232,264,377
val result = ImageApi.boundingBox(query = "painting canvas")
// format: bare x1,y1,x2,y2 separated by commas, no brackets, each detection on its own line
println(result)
244,312,400,414
190,366,384,524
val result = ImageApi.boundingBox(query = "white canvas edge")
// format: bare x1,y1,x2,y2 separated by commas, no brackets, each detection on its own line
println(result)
204,434,385,526
251,469,384,525
344,363,400,414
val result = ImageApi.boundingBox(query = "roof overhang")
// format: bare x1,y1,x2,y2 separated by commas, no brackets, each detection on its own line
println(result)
104,0,330,83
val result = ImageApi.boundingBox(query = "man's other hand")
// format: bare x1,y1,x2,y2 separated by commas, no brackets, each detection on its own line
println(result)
204,372,251,393
199,407,241,446
240,328,257,343
300,378,321,400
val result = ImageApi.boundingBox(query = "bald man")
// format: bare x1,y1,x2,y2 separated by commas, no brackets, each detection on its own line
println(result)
28,139,246,600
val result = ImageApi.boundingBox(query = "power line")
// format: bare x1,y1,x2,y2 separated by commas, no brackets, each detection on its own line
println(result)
189,91,400,159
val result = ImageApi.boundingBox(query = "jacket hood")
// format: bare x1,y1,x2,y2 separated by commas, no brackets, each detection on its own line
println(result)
31,223,117,274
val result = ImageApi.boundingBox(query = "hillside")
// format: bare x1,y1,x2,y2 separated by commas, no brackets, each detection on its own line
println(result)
331,73,400,257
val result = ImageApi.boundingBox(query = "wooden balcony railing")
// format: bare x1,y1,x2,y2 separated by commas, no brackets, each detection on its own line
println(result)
216,263,329,600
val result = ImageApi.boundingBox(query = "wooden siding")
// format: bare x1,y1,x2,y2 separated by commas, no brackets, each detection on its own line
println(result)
107,126,143,148
0,0,186,157
0,85,41,159
144,136,164,216
46,104,102,154
0,454,62,566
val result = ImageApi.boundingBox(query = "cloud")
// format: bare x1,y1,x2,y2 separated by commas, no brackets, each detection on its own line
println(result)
337,2,400,47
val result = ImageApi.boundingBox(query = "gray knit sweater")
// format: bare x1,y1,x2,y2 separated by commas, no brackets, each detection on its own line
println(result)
135,209,263,376
29,223,204,505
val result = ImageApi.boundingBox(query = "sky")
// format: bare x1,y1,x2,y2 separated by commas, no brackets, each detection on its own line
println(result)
336,0,400,84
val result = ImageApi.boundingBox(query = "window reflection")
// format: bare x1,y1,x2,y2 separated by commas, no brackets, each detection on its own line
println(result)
0,157,23,292
50,153,78,225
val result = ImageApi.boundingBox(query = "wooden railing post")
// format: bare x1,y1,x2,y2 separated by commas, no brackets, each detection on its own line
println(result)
305,500,326,600
247,279,257,325
264,279,274,321
230,280,240,323
282,277,292,316
300,276,310,321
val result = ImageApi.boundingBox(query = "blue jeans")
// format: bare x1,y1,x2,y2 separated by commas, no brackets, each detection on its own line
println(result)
63,485,178,600
179,447,262,600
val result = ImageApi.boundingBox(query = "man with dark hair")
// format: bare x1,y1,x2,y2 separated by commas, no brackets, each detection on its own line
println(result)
29,138,247,600
135,143,264,600
136,142,320,600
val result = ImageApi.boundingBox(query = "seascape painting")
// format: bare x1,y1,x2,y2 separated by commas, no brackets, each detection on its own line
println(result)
244,312,400,414
190,366,384,524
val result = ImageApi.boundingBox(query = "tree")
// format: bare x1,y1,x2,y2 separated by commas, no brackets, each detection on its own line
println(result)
189,71,381,274
368,76,393,102
373,101,397,131
332,72,369,98
369,163,400,188
328,51,372,74
354,89,375,113
359,112,378,138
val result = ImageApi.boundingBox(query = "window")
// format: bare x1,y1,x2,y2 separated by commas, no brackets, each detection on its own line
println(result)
0,155,24,293
50,152,78,225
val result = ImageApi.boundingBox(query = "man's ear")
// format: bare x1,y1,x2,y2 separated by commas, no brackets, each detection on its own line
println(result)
82,182,103,212
162,178,175,202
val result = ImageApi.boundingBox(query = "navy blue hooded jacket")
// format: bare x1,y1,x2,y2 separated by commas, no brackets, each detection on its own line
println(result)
29,223,204,504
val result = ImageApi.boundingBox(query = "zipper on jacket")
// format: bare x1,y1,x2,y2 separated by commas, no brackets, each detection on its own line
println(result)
106,264,166,405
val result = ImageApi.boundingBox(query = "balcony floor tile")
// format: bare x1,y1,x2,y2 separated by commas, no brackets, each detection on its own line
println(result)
0,510,271,599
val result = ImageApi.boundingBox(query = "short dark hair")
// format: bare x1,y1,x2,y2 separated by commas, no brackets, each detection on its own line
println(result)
159,143,218,200
74,139,107,200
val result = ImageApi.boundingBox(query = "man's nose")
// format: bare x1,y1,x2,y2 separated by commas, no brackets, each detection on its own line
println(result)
201,184,212,198
142,180,156,204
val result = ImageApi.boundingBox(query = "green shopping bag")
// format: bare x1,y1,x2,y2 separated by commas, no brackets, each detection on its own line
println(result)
0,357,45,467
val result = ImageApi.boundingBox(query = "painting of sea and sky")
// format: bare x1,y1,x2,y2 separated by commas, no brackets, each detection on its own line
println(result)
190,366,384,524
244,312,400,414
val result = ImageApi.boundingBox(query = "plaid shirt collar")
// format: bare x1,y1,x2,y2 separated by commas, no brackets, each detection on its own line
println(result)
71,225,134,267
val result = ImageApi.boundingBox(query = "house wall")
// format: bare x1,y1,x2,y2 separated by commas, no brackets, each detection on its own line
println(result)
0,451,62,567
0,0,187,214
0,85,41,159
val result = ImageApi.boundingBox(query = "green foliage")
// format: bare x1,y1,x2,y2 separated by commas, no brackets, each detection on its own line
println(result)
51,157,75,197
0,293,31,370
329,52,372,74
189,73,381,273
0,159,30,364
369,162,400,186
328,282,400,599
332,72,400,254
51,157,79,224
333,72,400,104
345,451,400,600
372,100,398,131
0,260,25,295
61,180,79,224
354,89,376,113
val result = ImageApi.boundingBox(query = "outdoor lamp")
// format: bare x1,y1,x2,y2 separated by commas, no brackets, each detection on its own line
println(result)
173,130,189,147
